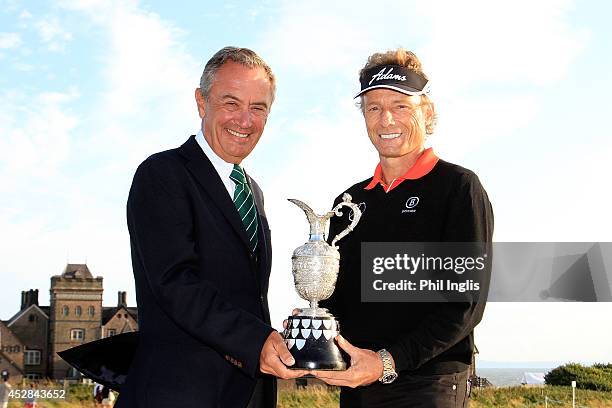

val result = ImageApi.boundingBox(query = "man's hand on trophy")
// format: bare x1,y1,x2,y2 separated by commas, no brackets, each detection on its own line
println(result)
282,308,302,329
260,331,309,379
312,335,383,388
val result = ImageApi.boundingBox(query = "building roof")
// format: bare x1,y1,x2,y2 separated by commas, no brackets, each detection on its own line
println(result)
6,304,49,327
62,263,93,279
101,306,138,325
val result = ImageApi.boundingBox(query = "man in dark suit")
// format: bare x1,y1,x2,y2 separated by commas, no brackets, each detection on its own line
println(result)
115,47,306,408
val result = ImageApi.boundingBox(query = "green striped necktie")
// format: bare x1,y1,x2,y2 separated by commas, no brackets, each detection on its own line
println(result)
230,164,259,253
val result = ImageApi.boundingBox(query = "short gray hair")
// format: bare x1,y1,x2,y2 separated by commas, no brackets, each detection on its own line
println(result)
199,46,276,103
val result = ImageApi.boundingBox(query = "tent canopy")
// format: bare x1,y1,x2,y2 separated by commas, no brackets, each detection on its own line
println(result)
521,372,546,385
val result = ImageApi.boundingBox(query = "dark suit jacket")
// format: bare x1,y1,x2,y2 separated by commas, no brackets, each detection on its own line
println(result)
115,136,276,408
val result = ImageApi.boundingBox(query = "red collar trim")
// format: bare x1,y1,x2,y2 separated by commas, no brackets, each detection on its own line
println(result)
364,148,439,192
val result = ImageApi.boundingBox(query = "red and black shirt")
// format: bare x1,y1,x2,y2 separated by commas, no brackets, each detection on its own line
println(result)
321,151,494,376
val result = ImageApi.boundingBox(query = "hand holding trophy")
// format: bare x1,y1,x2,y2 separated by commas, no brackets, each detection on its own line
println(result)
282,193,362,370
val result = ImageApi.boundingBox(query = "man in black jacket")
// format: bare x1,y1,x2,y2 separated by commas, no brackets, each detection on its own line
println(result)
115,47,306,408
315,48,494,407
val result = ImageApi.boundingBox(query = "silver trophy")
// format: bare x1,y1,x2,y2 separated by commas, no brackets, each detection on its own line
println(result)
283,193,362,370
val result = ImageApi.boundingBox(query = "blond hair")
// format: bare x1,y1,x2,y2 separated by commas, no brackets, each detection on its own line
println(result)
359,48,436,134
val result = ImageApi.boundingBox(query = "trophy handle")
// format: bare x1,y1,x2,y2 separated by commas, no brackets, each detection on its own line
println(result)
330,193,362,248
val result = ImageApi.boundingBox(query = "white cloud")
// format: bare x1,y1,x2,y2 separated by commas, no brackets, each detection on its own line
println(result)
101,6,196,118
259,4,373,74
35,17,73,51
0,32,22,49
419,0,589,95
19,9,32,19
11,62,34,71
434,93,541,159
0,87,79,192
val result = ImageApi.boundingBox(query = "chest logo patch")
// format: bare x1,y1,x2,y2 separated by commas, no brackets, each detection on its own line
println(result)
402,197,419,213
349,202,366,221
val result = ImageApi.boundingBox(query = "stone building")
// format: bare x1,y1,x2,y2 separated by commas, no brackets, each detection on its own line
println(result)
0,264,137,381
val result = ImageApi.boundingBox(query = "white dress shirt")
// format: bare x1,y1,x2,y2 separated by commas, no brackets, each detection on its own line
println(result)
195,130,238,198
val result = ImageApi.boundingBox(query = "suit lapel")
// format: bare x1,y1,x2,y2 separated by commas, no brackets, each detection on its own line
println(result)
179,136,251,252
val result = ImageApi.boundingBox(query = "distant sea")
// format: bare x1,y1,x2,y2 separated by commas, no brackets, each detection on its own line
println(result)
477,368,551,387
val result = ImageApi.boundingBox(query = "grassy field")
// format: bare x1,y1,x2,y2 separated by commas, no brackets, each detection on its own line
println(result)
5,382,612,407
276,384,612,408
470,386,612,408
275,379,612,408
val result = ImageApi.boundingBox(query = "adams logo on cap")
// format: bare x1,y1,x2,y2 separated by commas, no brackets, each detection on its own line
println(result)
368,67,407,85
356,64,430,98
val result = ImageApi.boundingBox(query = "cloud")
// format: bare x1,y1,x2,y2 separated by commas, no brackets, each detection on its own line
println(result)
0,32,22,49
19,9,32,19
35,17,73,51
419,0,589,94
258,3,373,75
0,87,79,192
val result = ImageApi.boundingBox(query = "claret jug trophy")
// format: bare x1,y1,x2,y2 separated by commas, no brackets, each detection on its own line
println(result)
283,193,362,370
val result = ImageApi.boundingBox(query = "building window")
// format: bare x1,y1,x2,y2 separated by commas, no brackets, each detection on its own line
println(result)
28,314,38,323
62,306,69,316
107,329,116,337
70,329,85,341
75,306,82,316
88,306,95,316
24,350,41,365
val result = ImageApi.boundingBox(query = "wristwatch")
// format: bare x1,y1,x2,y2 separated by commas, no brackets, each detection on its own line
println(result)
377,349,398,384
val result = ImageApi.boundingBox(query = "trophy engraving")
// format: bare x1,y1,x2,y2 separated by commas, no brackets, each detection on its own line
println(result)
283,193,362,370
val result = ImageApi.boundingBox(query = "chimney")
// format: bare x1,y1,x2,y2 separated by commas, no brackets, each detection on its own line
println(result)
118,291,127,307
21,289,39,309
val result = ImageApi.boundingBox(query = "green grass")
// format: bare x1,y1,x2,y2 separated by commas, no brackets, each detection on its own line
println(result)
277,384,612,408
278,384,340,408
471,386,612,408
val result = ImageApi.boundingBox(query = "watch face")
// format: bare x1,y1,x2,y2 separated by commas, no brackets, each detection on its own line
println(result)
382,372,398,384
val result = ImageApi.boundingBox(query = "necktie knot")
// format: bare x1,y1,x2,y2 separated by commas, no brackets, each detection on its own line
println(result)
230,164,248,185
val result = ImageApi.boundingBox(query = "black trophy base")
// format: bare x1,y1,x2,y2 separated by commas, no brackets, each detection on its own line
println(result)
282,313,348,371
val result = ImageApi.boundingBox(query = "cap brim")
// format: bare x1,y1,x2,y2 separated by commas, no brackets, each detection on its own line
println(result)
354,84,430,99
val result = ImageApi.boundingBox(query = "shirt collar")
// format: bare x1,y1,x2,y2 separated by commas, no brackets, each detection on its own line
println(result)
364,147,439,192
195,130,236,195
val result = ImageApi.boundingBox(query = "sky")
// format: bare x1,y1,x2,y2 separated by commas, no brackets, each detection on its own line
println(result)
1,0,611,366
